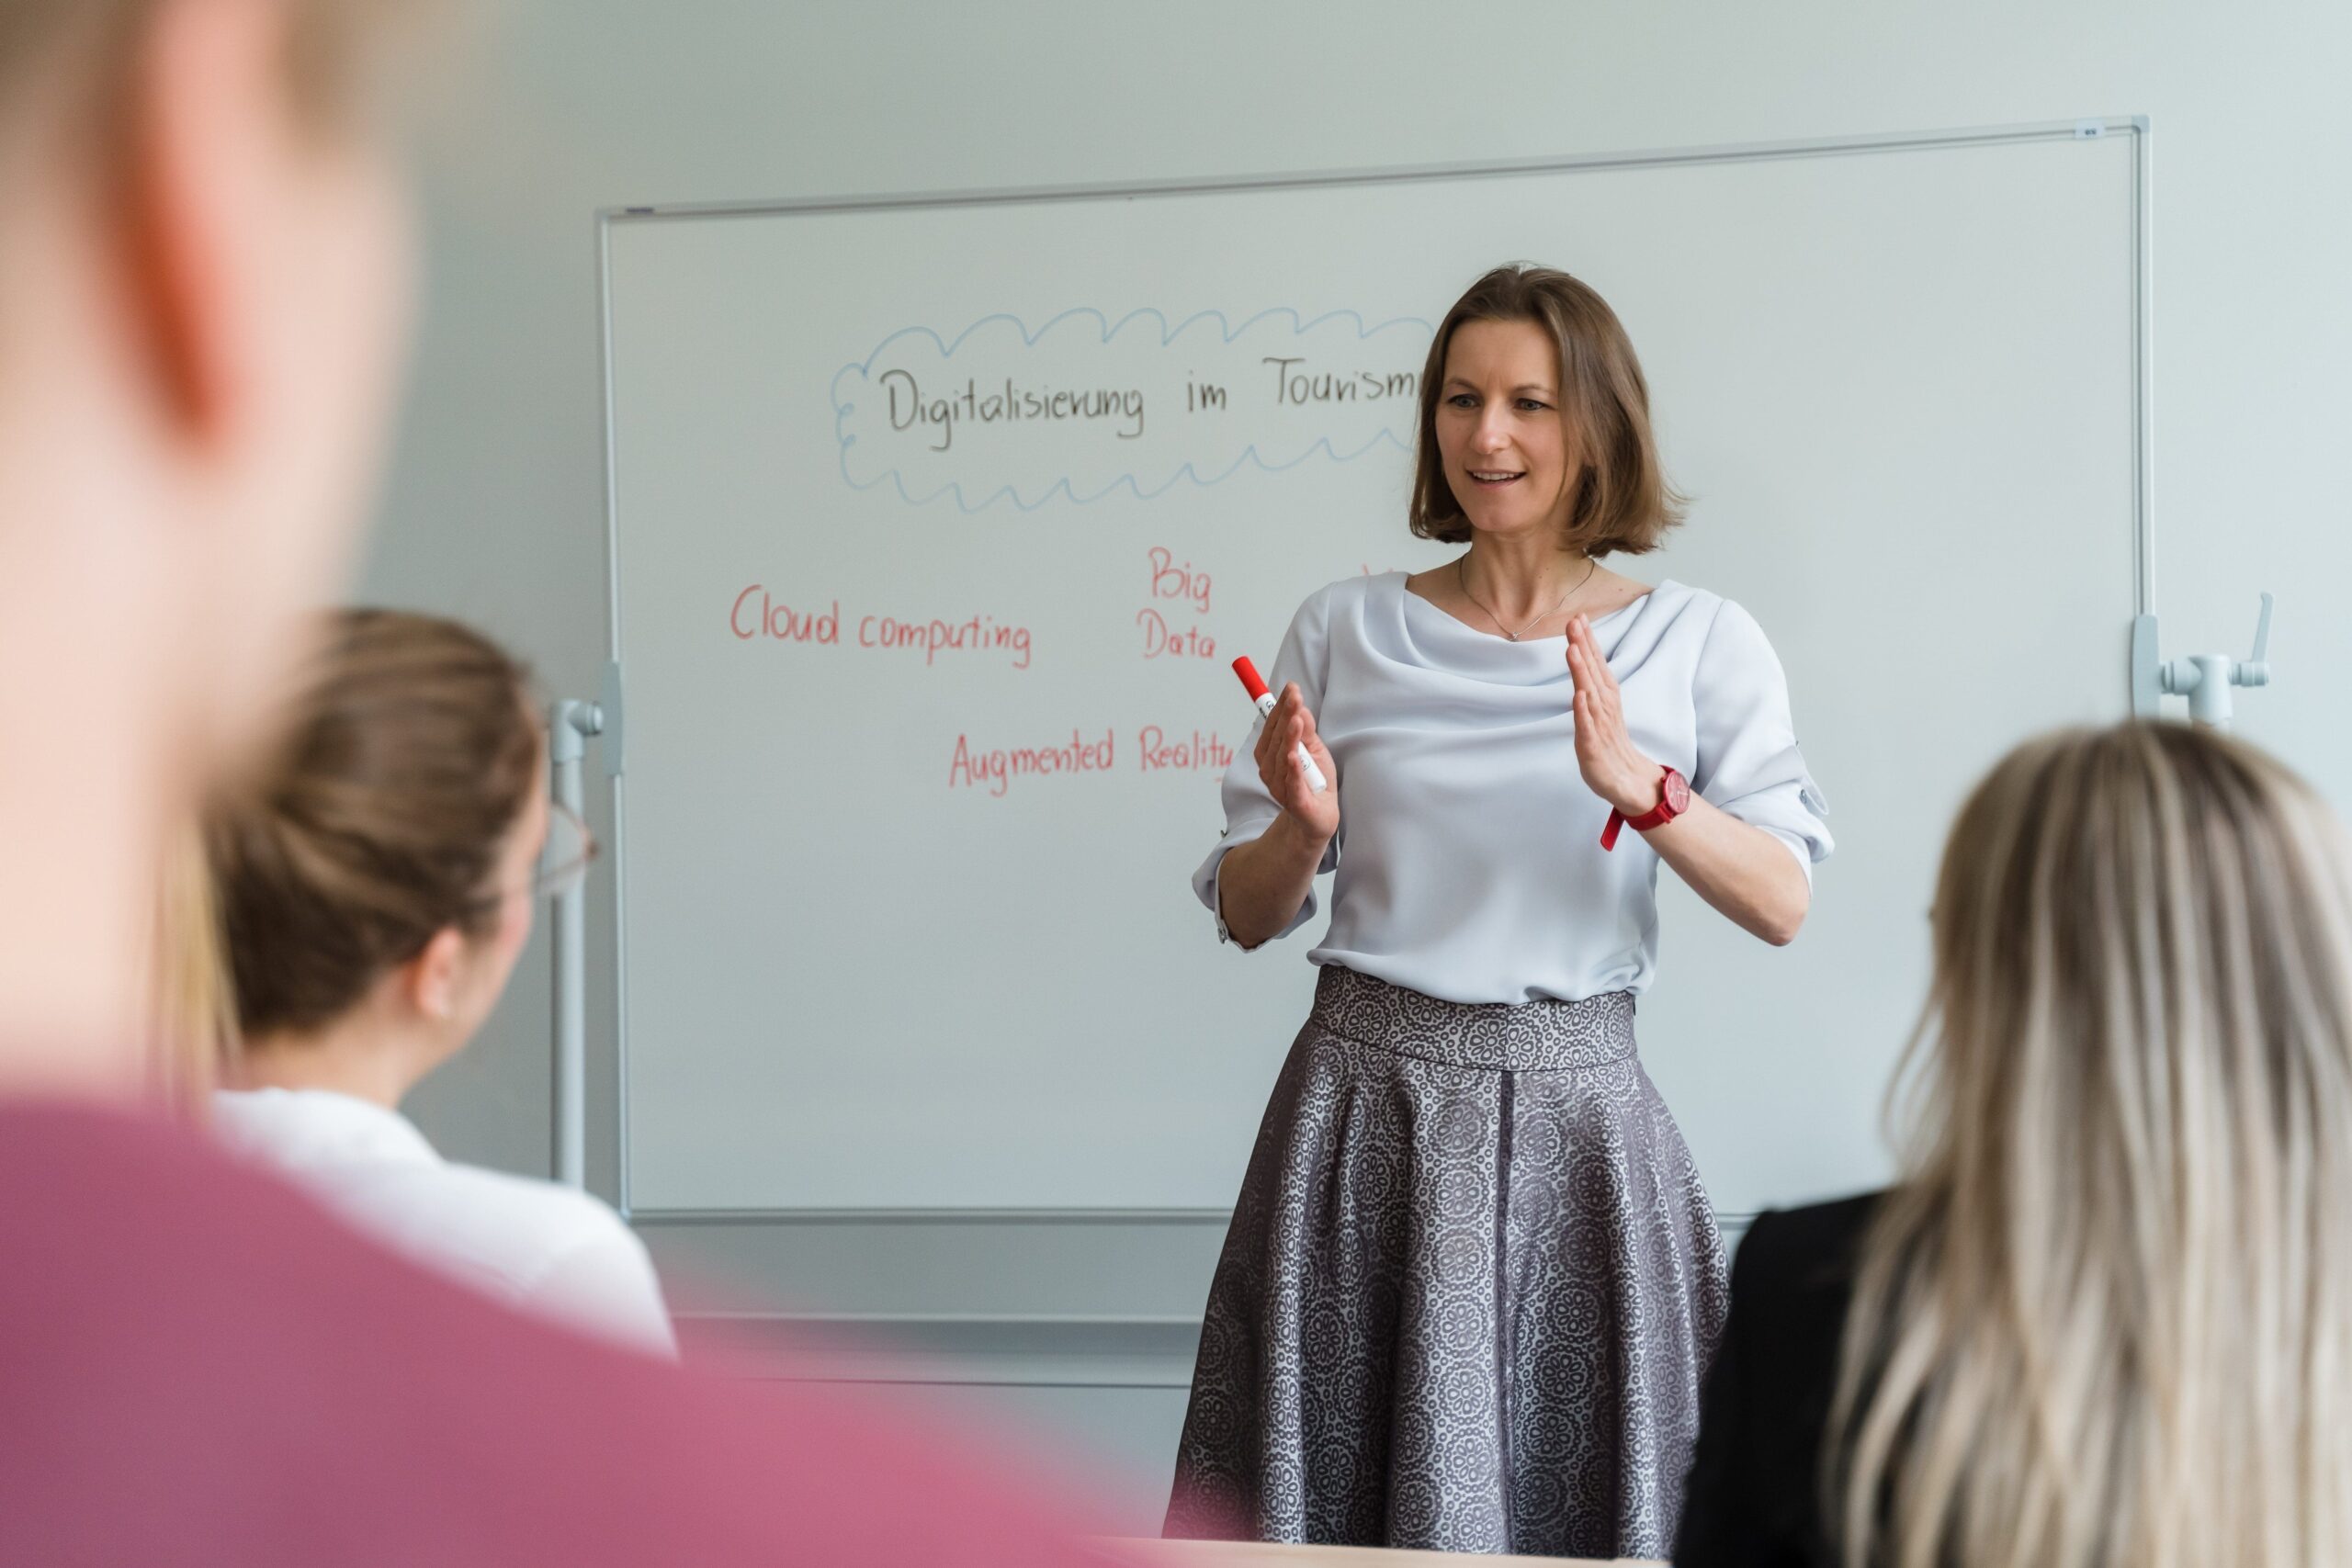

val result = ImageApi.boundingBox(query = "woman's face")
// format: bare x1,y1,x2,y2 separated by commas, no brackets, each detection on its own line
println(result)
1433,317,1578,541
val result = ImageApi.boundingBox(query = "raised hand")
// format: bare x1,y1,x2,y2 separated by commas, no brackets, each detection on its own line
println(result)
1254,682,1340,842
1566,614,1662,818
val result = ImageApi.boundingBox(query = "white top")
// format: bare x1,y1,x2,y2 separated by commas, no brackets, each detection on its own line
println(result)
1194,572,1832,1005
209,1088,677,1359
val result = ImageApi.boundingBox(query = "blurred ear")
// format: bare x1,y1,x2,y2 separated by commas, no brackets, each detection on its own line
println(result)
400,926,469,1026
118,0,288,444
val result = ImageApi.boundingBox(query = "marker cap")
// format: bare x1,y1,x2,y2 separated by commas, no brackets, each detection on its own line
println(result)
1231,656,1272,704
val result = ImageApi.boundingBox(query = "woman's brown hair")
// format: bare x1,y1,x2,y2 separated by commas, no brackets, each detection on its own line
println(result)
209,608,540,1040
1408,264,1685,554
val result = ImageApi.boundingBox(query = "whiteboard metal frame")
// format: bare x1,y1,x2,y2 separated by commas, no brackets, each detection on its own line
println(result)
592,117,2154,1220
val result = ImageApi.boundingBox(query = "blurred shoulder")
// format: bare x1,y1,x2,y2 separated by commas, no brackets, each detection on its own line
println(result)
431,1162,646,1269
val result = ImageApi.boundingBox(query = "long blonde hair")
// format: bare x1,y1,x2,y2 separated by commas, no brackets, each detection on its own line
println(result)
144,818,239,1115
1832,722,2352,1568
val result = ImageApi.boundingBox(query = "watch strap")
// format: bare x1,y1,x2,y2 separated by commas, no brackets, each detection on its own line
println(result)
1600,767,1684,851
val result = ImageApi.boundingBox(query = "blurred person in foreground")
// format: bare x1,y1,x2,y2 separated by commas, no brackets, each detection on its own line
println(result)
0,2,1100,1561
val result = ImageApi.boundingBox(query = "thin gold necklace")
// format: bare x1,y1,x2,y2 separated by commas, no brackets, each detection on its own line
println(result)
1457,554,1598,641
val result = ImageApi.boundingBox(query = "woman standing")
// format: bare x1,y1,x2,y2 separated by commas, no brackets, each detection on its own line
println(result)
1165,265,1832,1557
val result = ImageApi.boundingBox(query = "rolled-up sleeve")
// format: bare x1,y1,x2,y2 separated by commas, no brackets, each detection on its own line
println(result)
1191,589,1339,943
1690,599,1833,882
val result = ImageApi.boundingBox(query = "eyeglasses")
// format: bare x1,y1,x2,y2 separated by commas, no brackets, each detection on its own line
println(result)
467,799,600,914
531,799,599,903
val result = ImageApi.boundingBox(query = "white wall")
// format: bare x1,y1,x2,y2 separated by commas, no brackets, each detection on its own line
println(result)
377,0,2351,1179
367,0,2352,1522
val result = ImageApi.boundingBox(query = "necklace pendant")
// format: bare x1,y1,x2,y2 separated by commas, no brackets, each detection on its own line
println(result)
1506,631,1520,641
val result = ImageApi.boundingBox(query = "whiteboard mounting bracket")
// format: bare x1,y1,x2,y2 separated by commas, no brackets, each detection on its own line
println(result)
597,660,625,778
2131,592,2275,728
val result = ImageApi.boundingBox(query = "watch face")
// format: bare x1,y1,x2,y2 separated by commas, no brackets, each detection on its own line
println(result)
1662,770,1691,813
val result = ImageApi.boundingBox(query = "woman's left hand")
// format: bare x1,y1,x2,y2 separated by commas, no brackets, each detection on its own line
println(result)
1566,614,1664,817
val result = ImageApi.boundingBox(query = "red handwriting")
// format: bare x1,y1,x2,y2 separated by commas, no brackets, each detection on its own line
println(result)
730,588,1030,669
1148,547,1213,614
858,612,1032,669
944,727,1242,795
1138,607,1216,660
732,587,840,643
948,728,1116,797
1138,727,1236,773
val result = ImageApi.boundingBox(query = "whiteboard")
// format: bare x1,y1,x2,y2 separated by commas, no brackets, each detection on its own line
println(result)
601,124,2143,1213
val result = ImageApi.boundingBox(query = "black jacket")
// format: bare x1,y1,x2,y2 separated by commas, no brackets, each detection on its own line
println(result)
1675,1192,1881,1568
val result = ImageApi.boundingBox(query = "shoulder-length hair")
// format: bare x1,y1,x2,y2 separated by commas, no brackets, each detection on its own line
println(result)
1408,264,1685,554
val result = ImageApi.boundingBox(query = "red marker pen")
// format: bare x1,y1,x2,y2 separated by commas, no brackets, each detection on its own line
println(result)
1232,656,1329,794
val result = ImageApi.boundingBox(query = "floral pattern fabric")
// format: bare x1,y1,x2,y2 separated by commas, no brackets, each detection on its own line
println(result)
1165,964,1727,1558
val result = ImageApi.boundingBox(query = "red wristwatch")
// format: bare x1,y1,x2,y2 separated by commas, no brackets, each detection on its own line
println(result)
1601,766,1690,851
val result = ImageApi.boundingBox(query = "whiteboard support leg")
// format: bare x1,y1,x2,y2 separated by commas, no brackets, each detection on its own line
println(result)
548,698,604,1190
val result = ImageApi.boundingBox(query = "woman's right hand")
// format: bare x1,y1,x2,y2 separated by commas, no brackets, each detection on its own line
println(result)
1254,682,1340,843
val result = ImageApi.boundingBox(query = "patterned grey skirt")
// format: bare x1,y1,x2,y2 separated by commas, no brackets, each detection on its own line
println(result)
1163,964,1727,1558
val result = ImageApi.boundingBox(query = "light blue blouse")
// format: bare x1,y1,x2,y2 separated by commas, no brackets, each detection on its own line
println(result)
1194,571,1832,1005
